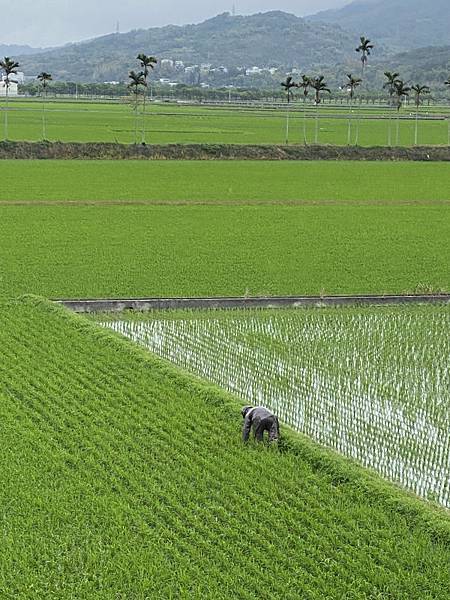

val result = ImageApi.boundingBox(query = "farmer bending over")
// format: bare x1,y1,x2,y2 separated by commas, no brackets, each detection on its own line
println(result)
242,405,280,443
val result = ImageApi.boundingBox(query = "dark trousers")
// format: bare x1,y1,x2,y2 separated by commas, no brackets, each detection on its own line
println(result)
254,416,280,442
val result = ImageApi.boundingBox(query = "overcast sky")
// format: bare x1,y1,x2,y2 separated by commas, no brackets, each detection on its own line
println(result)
0,0,350,47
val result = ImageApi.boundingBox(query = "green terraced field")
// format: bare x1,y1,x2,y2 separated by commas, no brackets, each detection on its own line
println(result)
1,160,450,202
1,98,449,146
99,304,450,507
0,297,449,598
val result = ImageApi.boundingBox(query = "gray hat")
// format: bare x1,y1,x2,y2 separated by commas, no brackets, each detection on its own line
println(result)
241,405,253,418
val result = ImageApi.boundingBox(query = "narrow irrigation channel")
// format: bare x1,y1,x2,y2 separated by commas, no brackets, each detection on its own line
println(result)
56,293,450,313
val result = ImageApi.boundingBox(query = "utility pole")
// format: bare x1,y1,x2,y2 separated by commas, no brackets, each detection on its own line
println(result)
116,21,120,35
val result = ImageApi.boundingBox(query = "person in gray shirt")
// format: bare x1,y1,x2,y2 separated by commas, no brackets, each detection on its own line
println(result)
242,405,280,443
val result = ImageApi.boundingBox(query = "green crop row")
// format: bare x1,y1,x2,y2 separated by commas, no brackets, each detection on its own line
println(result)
1,160,450,203
0,99,449,146
99,305,450,507
0,297,448,598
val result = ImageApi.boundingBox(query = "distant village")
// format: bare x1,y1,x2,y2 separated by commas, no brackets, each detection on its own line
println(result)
1,60,286,92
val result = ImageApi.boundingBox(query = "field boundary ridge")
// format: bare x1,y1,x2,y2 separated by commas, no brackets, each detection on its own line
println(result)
2,141,450,161
56,294,450,313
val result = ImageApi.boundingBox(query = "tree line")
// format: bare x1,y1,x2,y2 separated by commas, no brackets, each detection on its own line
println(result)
2,40,450,145
280,36,450,146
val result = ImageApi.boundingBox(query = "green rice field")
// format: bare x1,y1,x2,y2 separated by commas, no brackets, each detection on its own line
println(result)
99,304,450,507
1,202,448,298
1,98,449,146
1,160,450,202
0,160,448,298
0,297,448,598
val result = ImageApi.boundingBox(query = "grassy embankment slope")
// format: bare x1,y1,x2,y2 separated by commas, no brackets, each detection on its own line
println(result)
0,161,449,298
0,297,449,598
1,99,449,145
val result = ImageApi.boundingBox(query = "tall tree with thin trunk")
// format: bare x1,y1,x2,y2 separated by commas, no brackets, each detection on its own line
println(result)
411,84,430,146
128,70,146,145
355,37,374,146
345,74,361,145
445,77,450,145
136,54,157,144
383,71,401,146
37,72,52,140
281,76,297,145
298,75,311,145
394,80,410,146
0,56,20,140
355,36,374,79
310,76,330,144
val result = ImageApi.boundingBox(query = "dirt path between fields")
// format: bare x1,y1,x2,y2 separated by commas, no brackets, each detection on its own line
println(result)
1,142,450,161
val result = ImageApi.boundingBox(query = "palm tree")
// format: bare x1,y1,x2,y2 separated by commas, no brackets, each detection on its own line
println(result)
355,36,374,78
298,75,311,145
128,70,147,144
445,77,450,145
0,56,20,140
310,76,331,144
411,84,430,145
281,76,297,145
345,74,362,145
136,53,157,144
383,71,401,146
394,80,410,146
37,72,52,140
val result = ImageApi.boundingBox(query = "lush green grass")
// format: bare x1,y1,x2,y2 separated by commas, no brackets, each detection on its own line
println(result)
98,305,450,507
1,160,450,202
1,98,449,145
1,203,449,298
0,297,448,598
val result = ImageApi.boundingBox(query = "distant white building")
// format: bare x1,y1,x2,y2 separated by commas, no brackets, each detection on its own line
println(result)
161,59,174,69
0,80,18,97
245,66,263,76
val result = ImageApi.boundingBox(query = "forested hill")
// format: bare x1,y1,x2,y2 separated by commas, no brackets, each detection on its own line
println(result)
323,45,450,92
381,45,450,84
17,11,356,82
307,0,450,51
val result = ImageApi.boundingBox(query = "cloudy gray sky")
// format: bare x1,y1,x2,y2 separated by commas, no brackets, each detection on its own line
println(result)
1,0,350,47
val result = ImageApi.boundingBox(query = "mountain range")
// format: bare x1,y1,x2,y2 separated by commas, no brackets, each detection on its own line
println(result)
8,0,450,85
308,0,450,51
17,11,356,82
0,44,45,57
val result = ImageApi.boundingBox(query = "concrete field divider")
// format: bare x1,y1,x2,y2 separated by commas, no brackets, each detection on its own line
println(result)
55,294,450,313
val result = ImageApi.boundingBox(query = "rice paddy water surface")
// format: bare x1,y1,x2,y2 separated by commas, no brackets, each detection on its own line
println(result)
99,304,450,507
